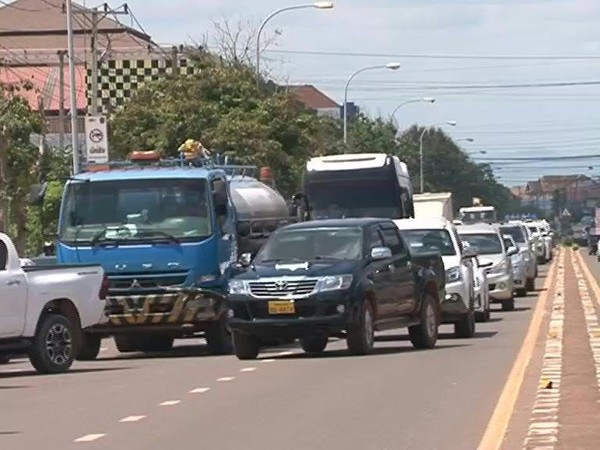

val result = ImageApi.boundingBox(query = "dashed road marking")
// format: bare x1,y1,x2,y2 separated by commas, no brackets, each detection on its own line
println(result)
217,377,235,382
522,250,565,450
275,351,294,357
119,415,146,423
240,367,257,372
74,434,106,442
261,358,276,363
159,400,181,406
189,387,211,394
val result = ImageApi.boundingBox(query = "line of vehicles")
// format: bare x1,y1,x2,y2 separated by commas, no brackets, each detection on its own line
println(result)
0,149,555,371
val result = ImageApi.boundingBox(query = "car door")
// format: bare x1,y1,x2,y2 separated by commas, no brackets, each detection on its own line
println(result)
211,177,236,279
364,225,394,321
380,225,414,315
0,240,27,338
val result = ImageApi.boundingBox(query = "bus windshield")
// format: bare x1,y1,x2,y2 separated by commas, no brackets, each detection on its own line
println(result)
306,179,402,219
59,178,212,244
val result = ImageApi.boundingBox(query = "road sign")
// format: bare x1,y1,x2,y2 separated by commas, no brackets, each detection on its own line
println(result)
84,115,109,164
561,208,571,217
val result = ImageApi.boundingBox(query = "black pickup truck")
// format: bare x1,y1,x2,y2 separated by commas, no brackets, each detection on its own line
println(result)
227,218,445,359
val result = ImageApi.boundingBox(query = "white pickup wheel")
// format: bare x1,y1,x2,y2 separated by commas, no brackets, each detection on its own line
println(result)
29,314,76,374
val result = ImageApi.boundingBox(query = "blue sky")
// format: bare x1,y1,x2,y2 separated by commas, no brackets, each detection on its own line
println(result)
118,0,600,187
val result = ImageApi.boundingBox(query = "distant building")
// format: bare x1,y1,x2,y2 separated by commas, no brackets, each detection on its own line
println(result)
287,85,341,119
515,175,600,214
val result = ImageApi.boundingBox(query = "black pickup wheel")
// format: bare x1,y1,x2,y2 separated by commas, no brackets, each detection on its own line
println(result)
346,300,375,356
232,332,260,360
409,293,439,349
300,334,328,354
205,316,233,355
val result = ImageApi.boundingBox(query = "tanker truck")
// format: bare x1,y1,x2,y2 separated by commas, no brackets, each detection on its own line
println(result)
44,148,293,356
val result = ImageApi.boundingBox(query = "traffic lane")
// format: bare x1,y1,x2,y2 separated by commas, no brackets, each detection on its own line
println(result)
80,289,544,450
0,340,297,450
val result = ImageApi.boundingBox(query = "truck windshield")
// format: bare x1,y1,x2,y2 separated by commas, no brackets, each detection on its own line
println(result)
306,180,401,219
399,229,456,256
500,226,526,243
255,227,363,262
459,233,503,255
59,178,212,244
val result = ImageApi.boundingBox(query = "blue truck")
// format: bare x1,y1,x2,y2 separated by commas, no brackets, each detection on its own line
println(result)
42,150,292,357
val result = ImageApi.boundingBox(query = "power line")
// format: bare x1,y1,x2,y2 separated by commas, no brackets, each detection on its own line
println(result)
265,48,600,61
0,0,52,12
473,154,600,162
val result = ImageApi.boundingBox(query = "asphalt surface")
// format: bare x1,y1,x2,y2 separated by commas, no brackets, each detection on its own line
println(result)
0,269,549,450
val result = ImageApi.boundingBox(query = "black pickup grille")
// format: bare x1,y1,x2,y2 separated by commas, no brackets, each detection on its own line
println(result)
248,279,318,298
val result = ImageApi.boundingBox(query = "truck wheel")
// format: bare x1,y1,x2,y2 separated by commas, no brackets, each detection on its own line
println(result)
409,294,439,349
299,334,328,354
0,354,10,364
454,312,475,338
502,297,515,311
76,334,102,361
526,277,535,292
137,336,174,353
346,300,375,355
28,314,76,374
205,317,233,355
232,332,259,360
114,336,139,353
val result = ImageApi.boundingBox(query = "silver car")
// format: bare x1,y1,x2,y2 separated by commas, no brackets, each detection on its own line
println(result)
458,223,518,311
500,222,536,295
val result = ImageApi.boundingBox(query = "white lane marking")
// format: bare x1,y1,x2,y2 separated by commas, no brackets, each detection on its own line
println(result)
261,358,276,363
217,377,235,382
119,415,146,423
522,250,565,450
240,367,257,372
159,400,181,406
74,434,106,442
3,368,26,373
189,387,211,394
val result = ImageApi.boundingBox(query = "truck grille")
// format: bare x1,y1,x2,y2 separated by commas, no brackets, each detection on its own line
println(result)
108,272,188,294
248,279,318,298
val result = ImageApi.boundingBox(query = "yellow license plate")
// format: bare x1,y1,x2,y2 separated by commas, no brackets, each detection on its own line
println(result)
268,301,296,315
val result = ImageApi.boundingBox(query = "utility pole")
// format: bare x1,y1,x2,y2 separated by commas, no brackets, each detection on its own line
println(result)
57,50,67,151
171,46,178,76
65,0,79,174
73,3,129,116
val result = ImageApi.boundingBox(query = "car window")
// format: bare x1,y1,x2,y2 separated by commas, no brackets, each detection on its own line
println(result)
0,240,7,270
459,233,503,255
400,228,456,256
366,227,383,251
380,227,406,255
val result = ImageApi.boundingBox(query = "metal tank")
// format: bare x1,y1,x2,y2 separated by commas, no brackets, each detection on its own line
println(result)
229,175,292,255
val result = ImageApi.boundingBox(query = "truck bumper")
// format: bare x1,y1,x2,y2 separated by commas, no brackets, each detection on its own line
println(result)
88,288,226,334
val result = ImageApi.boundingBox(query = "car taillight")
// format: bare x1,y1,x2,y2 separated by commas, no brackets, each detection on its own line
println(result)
99,275,110,300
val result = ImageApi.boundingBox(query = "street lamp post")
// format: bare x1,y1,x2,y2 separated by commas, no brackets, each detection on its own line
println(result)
65,0,79,174
391,97,435,124
343,62,401,144
256,2,334,85
419,120,457,193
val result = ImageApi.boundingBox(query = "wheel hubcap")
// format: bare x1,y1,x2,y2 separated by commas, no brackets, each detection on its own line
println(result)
425,303,436,337
364,307,374,347
45,324,72,365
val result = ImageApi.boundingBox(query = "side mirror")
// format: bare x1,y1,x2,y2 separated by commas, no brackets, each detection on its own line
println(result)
462,247,477,259
507,246,519,256
238,252,252,267
371,246,392,260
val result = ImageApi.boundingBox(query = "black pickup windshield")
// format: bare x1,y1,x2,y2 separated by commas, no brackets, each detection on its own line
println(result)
255,227,363,262
59,178,212,244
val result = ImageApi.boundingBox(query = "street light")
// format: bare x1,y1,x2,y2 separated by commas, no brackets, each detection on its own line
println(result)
343,62,401,144
419,120,457,193
391,97,435,124
256,2,334,85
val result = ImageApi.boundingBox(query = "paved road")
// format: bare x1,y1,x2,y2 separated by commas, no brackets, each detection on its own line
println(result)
0,269,550,450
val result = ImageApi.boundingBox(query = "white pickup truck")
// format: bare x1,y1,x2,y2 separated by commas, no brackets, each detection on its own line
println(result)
0,233,108,374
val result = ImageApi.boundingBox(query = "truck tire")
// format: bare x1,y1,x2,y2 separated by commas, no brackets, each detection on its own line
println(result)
205,317,233,355
76,334,102,361
114,336,139,353
502,297,515,311
137,336,174,353
28,314,76,374
232,332,259,360
0,354,10,364
454,311,475,338
409,294,439,349
299,334,328,354
346,300,375,356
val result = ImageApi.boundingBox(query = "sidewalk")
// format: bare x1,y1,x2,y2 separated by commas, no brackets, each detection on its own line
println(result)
502,248,600,450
